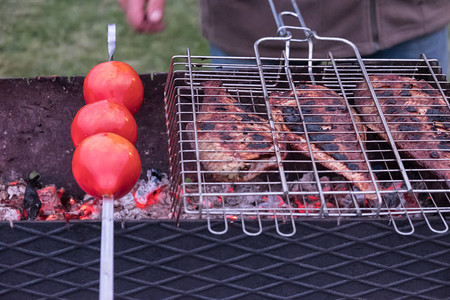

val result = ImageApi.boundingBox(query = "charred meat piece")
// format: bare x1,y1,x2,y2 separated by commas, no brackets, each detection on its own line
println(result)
354,75,450,183
269,84,378,200
186,81,286,182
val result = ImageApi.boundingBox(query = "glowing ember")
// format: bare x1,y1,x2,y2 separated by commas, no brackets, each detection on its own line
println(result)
387,182,403,191
133,191,147,209
132,169,169,209
227,215,238,221
0,169,173,223
79,200,101,220
0,167,442,223
38,186,59,215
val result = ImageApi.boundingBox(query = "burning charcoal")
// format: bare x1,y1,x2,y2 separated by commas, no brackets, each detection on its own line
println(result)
338,194,354,209
297,172,323,192
58,189,72,207
132,169,169,209
74,198,102,220
337,186,365,209
257,195,288,209
45,214,63,221
7,180,26,199
112,169,172,220
382,181,408,209
22,172,42,220
37,186,60,215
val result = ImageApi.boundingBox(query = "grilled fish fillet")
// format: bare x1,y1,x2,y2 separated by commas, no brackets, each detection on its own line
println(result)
269,84,378,200
354,75,450,183
186,81,286,182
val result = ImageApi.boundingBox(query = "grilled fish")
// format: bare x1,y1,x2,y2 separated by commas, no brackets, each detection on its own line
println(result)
354,75,450,183
269,84,378,200
186,81,286,182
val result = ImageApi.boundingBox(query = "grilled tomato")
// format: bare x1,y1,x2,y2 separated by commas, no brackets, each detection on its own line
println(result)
71,100,138,147
72,132,141,199
83,61,144,115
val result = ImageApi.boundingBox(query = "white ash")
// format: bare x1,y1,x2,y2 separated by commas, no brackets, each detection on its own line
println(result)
0,169,177,221
291,172,365,211
7,180,26,199
54,169,174,221
2,180,27,213
0,207,20,222
0,184,9,202
382,181,427,210
78,198,102,220
113,169,173,220
116,193,136,210
184,182,289,218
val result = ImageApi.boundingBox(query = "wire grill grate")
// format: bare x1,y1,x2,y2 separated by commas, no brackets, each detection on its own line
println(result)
164,55,449,236
0,220,449,299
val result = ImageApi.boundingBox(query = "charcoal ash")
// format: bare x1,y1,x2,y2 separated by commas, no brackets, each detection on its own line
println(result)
0,167,446,222
70,169,175,221
290,172,365,212
0,169,177,222
113,169,173,220
184,181,290,218
381,181,429,212
0,207,20,223
6,180,26,200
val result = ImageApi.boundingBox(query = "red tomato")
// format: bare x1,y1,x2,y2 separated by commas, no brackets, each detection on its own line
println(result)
71,100,138,147
83,61,144,115
72,132,142,199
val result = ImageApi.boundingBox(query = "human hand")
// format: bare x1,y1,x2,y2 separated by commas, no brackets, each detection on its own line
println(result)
118,0,165,33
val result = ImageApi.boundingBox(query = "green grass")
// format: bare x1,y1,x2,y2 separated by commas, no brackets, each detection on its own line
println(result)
0,1,449,78
0,0,208,78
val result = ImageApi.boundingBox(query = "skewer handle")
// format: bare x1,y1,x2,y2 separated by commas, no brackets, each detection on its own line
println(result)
99,196,114,300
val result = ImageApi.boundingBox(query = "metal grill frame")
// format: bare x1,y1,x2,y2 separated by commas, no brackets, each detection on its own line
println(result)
164,54,450,236
163,0,449,236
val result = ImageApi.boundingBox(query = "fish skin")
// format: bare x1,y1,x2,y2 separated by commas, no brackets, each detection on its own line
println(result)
186,81,286,182
354,75,450,184
269,84,378,201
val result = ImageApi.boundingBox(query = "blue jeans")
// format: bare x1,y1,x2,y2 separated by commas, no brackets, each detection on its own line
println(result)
365,26,448,76
210,26,449,76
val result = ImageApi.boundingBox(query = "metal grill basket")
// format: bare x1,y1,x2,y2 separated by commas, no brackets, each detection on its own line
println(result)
164,1,449,236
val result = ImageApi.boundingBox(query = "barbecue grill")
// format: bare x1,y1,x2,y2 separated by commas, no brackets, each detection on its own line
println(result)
164,1,450,236
1,1,450,299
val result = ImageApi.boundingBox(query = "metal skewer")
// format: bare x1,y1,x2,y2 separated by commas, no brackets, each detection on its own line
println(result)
99,196,114,300
99,23,116,300
108,24,116,61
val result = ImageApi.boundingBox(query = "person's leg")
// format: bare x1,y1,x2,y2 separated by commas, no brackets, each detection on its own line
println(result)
366,27,449,76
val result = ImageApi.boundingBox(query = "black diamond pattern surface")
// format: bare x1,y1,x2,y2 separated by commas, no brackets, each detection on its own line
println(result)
0,219,449,299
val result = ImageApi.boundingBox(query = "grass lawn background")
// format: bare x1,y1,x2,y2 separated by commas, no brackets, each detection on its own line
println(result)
0,0,208,78
0,0,449,78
